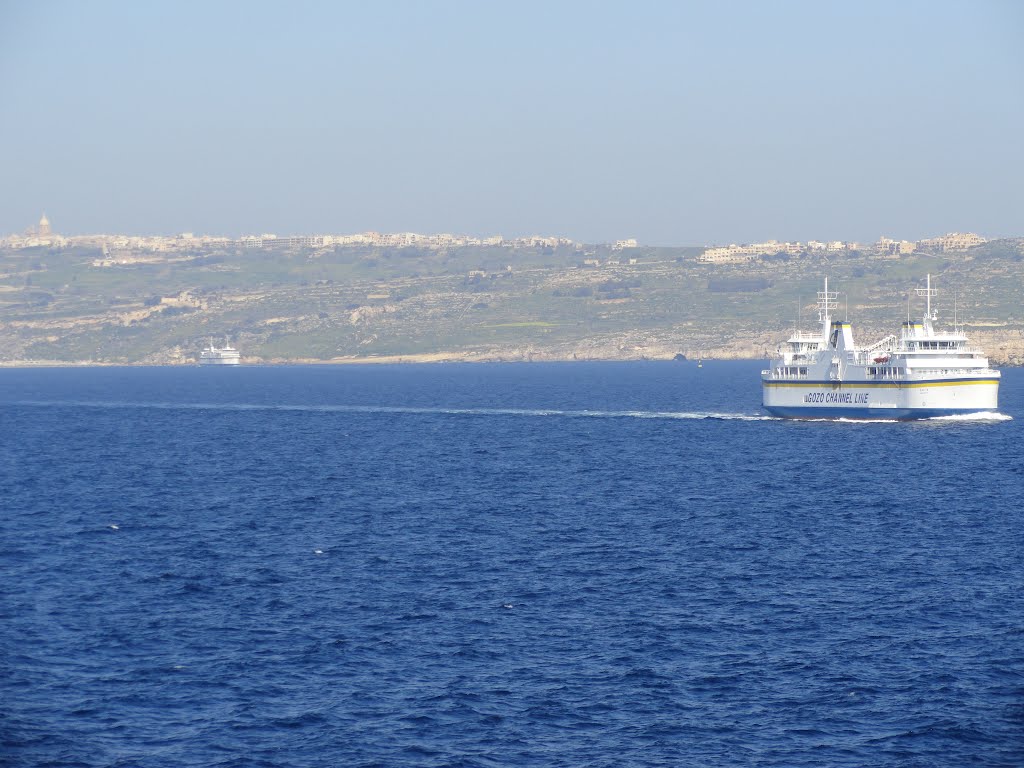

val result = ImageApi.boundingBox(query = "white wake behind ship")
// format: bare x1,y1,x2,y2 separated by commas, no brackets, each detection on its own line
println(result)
199,338,241,366
762,276,1000,419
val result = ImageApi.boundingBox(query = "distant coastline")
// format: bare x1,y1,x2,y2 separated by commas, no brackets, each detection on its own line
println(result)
2,342,1022,369
2,236,1022,369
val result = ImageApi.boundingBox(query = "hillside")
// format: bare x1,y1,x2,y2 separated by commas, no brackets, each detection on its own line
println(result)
1,240,1022,366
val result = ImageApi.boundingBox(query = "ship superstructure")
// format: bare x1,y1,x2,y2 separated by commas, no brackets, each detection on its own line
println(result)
762,276,999,419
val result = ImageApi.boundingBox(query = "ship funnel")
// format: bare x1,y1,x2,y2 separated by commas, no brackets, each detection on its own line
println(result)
828,319,855,351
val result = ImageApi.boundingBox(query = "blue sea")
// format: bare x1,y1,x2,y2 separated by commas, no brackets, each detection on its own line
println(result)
1,361,1022,767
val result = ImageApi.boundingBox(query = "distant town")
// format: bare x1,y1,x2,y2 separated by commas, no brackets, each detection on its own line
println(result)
2,216,580,256
1,214,990,265
698,232,987,262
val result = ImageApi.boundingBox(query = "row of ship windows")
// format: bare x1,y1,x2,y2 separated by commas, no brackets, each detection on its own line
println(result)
777,367,909,378
909,341,961,350
778,366,971,379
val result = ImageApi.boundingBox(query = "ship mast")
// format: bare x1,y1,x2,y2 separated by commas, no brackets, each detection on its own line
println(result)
915,273,938,333
818,277,838,338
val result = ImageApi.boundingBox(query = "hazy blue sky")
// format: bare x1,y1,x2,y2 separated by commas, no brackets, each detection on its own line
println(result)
1,0,1021,244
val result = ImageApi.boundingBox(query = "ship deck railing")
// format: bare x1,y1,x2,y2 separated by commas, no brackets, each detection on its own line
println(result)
786,331,823,341
852,350,986,365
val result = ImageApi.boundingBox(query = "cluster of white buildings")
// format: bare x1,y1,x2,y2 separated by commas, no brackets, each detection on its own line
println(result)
917,232,988,252
700,239,853,262
700,232,989,263
0,217,235,253
238,232,576,250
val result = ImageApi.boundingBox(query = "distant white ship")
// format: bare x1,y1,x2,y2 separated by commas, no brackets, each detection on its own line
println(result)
762,275,1000,419
199,338,241,366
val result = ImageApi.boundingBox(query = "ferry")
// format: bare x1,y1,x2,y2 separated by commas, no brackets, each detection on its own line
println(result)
199,338,241,366
762,276,999,419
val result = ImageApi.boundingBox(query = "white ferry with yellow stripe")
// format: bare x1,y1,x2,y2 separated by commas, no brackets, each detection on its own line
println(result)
762,276,999,419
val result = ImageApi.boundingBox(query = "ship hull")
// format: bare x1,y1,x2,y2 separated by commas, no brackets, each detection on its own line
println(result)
763,405,989,420
199,357,240,366
762,378,999,420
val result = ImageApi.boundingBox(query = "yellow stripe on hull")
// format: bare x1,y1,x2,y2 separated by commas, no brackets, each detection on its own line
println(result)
763,379,999,389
